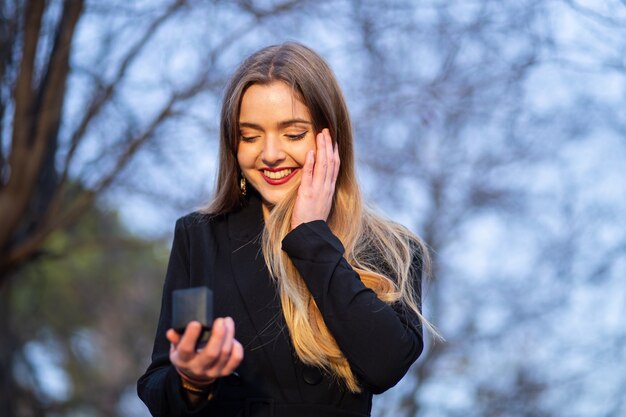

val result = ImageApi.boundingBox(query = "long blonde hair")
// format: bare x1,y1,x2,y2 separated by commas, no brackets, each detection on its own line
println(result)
205,42,432,392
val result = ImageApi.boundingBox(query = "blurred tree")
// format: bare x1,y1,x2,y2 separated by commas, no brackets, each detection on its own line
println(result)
0,0,314,415
2,0,624,416
10,194,168,416
337,1,625,417
340,1,554,415
1,0,184,282
0,1,194,413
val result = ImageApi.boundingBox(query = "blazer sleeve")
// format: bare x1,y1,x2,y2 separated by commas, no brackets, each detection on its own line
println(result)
137,218,216,416
281,220,424,394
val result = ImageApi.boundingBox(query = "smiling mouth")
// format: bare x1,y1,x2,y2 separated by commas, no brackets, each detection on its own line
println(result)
260,168,299,185
263,168,293,179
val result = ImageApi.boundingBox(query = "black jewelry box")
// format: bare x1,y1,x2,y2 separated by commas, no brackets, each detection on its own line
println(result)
172,286,213,350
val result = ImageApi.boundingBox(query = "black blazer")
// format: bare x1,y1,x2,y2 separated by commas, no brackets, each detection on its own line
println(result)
137,192,424,417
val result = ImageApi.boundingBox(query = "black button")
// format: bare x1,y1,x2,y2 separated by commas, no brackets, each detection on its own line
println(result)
302,366,323,385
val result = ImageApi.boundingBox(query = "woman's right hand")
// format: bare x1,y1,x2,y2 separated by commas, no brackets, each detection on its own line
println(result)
166,317,244,387
291,128,340,230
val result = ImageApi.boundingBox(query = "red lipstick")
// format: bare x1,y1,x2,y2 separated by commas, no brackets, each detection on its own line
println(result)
259,167,299,185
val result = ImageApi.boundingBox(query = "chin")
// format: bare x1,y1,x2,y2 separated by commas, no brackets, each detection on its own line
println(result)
262,195,285,207
257,189,290,207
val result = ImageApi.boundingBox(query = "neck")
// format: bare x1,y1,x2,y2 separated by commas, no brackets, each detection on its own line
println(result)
262,202,272,220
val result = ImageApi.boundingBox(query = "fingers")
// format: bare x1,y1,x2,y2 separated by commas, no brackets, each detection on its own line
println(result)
166,328,182,349
169,318,244,384
326,130,339,191
300,150,315,190
176,321,203,362
332,137,340,189
312,128,338,187
291,128,340,229
314,130,328,187
324,129,334,187
213,321,235,372
200,317,234,377
318,129,339,194
221,340,244,375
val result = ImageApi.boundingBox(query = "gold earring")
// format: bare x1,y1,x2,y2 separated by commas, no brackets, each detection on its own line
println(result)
240,177,247,196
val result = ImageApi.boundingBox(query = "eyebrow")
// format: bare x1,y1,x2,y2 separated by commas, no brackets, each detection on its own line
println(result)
239,119,312,130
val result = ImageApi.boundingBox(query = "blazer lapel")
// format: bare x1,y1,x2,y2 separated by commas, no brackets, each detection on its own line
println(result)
227,193,301,401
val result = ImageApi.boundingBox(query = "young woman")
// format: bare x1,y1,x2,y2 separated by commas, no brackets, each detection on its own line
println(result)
137,42,432,417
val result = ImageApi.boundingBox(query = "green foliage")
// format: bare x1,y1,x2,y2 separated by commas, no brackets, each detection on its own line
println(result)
10,206,168,415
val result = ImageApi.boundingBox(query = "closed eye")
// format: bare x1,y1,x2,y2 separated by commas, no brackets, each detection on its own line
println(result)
240,135,259,143
286,131,307,141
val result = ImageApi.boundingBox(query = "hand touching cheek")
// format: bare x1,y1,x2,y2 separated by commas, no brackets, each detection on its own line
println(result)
291,128,340,230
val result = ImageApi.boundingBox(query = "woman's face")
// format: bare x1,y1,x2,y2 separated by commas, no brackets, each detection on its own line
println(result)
237,81,317,212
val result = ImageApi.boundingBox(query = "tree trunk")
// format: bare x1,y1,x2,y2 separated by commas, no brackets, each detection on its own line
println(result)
0,276,17,417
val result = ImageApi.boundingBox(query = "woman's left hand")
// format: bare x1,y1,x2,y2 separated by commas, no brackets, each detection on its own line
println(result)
291,128,340,230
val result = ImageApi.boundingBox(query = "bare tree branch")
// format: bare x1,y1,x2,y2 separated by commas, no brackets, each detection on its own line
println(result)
0,0,79,262
59,0,188,188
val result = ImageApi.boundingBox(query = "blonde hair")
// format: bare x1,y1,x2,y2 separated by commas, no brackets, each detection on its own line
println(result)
204,42,433,392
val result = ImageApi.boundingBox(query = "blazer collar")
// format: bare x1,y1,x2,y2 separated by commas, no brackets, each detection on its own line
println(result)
227,191,265,242
226,192,301,401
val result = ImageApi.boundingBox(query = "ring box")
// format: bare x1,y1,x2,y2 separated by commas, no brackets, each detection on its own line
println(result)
172,286,213,350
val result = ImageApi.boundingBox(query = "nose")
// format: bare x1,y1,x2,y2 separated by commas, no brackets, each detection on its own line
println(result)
261,135,286,166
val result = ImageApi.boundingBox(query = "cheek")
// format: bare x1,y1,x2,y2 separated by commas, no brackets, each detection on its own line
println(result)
292,137,317,165
236,154,244,171
236,144,255,169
